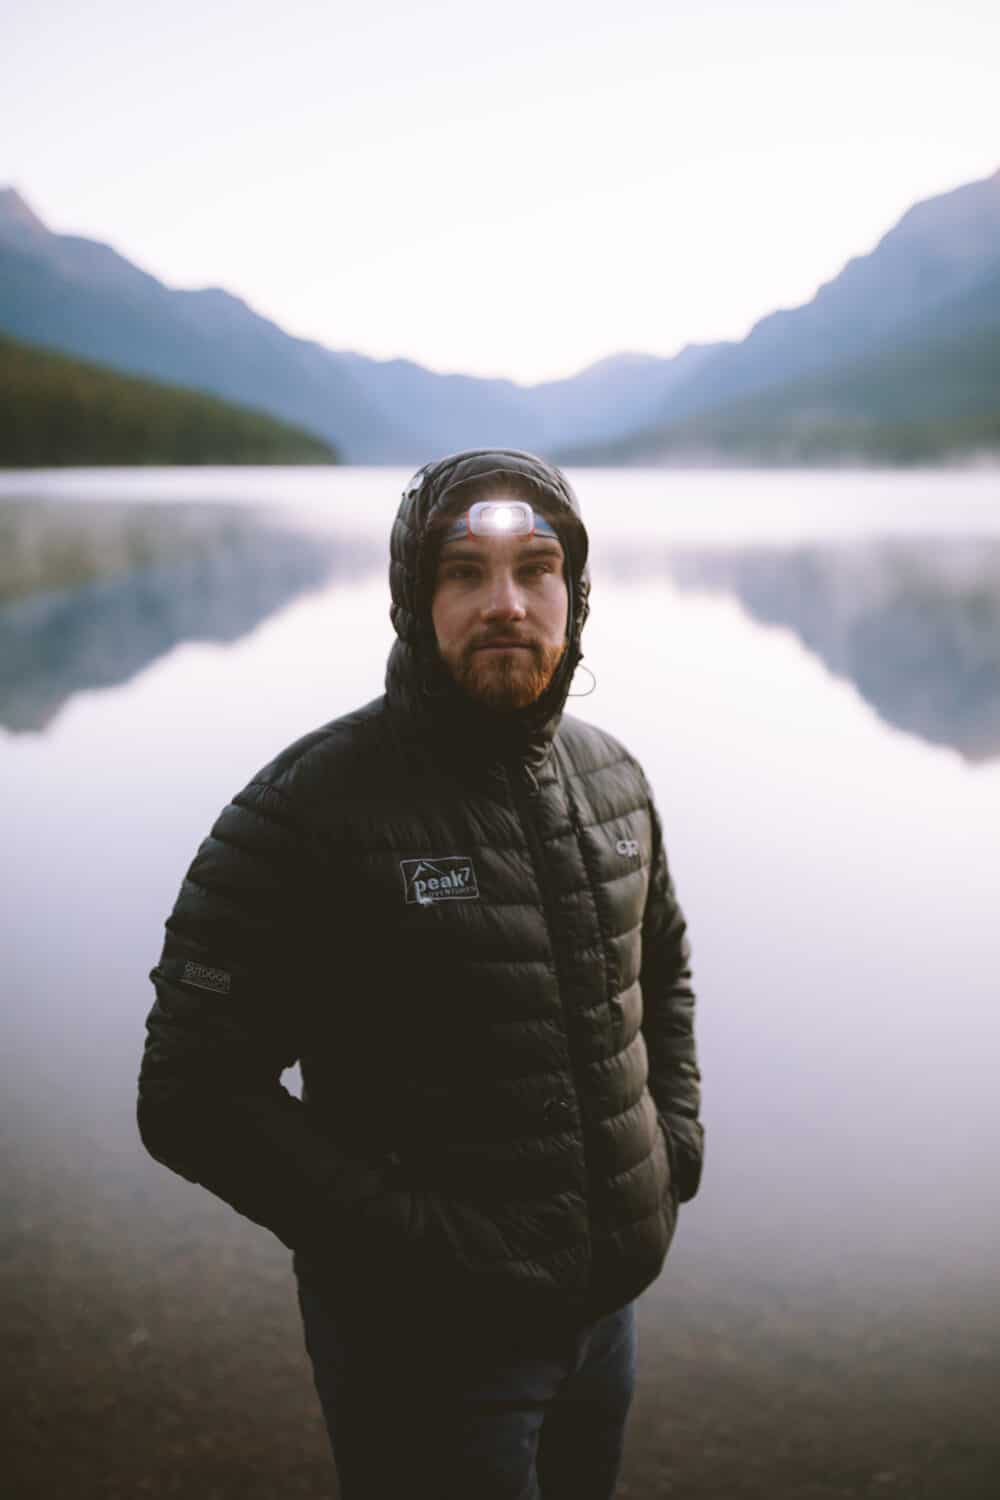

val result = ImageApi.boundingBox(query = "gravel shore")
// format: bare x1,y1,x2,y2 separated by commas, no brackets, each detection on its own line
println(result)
4,1121,998,1499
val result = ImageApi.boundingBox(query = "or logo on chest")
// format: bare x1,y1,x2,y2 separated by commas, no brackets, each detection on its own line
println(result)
400,855,480,906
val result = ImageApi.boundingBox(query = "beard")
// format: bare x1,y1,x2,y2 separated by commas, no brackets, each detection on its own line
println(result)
452,637,566,711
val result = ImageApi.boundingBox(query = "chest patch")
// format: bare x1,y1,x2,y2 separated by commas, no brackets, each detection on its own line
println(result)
181,960,232,995
400,855,480,906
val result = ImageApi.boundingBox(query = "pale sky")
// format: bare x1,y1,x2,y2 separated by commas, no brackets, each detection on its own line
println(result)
2,0,998,382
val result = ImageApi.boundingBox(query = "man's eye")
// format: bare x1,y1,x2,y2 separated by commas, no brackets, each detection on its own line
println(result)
445,565,477,581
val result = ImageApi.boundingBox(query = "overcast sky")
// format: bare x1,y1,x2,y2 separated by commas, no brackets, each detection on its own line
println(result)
3,0,997,382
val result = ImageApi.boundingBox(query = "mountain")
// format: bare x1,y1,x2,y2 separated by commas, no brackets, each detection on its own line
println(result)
5,169,999,468
564,167,1000,465
0,189,714,462
334,344,726,457
0,191,415,461
568,264,1000,465
0,333,337,466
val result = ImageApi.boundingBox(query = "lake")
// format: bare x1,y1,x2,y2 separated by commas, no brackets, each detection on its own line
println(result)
2,465,998,1499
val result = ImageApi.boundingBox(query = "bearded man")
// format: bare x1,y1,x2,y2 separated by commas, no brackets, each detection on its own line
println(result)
138,448,704,1500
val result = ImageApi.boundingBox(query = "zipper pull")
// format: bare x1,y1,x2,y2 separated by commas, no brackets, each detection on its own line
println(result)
510,761,540,796
503,758,540,797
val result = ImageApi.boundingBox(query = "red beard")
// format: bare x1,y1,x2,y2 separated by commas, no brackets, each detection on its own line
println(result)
454,637,566,710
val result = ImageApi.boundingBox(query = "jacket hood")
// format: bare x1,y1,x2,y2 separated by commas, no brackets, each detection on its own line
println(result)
385,448,591,768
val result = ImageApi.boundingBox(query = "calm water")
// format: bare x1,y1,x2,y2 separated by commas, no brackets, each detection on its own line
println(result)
2,466,999,1498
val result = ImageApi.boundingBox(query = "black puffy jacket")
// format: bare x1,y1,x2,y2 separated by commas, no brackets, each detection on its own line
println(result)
138,449,704,1331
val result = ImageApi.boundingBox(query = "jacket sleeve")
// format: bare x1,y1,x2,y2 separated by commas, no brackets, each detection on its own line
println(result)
137,775,410,1260
639,779,705,1203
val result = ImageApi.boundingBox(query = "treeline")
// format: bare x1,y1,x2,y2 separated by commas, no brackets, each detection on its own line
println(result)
0,335,338,466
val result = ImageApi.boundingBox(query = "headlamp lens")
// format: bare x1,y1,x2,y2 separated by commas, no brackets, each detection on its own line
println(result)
468,500,533,537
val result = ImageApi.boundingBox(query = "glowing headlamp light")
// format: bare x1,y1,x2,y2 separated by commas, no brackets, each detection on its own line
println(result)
471,500,531,536
443,500,560,543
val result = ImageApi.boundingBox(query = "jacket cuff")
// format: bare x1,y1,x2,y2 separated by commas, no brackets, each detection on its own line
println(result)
658,1111,704,1204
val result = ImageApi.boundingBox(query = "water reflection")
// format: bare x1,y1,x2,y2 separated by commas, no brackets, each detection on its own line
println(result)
603,536,1000,764
6,497,1000,766
0,499,380,733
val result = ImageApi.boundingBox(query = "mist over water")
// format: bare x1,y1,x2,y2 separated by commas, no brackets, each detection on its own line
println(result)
2,467,998,1498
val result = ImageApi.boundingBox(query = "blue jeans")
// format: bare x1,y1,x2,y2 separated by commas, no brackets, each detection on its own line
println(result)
295,1265,637,1500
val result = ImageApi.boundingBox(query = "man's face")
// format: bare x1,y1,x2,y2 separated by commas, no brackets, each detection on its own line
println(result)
431,527,569,711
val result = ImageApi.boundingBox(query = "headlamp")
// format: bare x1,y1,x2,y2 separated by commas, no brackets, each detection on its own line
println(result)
443,500,560,543
471,500,531,536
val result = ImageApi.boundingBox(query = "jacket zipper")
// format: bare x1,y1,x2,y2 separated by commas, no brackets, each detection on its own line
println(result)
503,759,593,1253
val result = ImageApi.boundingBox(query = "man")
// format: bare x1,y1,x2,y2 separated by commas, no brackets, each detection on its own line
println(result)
138,448,704,1499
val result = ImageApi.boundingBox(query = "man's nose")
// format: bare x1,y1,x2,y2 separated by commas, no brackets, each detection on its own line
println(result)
483,572,526,620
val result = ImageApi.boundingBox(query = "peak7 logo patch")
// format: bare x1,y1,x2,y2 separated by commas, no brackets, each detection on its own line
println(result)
401,855,480,906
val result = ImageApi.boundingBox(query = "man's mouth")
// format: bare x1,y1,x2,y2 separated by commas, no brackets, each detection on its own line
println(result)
473,638,533,652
